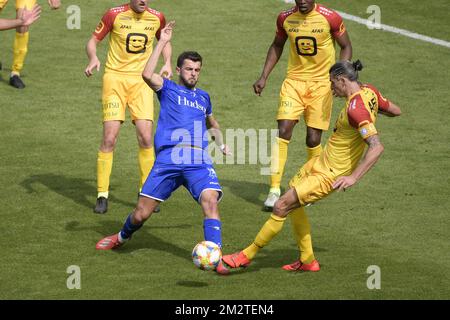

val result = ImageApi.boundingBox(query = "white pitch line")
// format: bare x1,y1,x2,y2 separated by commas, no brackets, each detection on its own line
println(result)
336,11,450,49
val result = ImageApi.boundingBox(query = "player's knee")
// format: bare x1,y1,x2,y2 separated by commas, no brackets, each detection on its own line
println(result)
133,204,152,223
200,193,219,213
278,126,293,140
16,25,29,34
137,134,153,149
102,134,118,151
306,130,322,147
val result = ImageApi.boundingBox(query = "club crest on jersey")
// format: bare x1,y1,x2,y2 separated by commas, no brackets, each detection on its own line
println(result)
95,21,104,33
207,168,217,179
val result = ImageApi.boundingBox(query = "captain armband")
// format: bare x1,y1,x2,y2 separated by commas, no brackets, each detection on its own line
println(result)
358,121,377,140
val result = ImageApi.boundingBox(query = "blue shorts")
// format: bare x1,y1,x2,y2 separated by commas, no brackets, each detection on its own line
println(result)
140,163,223,203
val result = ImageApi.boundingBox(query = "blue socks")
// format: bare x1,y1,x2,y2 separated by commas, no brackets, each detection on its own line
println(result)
203,218,222,248
120,214,143,240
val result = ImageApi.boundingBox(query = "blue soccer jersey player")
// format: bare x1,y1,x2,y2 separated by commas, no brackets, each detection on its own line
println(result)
95,21,232,275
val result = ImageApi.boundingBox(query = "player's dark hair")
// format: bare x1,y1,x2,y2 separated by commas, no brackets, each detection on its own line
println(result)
177,51,203,68
329,60,364,81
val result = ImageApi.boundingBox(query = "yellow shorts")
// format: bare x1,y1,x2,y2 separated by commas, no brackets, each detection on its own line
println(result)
102,72,154,122
16,0,36,9
277,78,333,130
0,0,8,10
289,156,336,206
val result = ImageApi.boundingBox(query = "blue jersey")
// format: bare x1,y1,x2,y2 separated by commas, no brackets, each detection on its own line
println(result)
141,79,223,205
155,79,213,164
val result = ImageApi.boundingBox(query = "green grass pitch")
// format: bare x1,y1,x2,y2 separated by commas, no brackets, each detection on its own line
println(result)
0,0,449,300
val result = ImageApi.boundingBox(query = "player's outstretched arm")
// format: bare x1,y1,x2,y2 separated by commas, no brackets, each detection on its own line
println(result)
142,21,175,91
253,36,286,96
0,4,41,30
85,35,101,77
332,134,384,192
207,115,232,156
379,101,402,117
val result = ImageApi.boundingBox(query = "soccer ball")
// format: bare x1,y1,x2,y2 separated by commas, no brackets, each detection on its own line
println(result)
192,241,222,271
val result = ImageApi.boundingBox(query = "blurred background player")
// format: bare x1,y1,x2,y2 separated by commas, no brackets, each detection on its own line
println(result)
223,60,401,272
253,0,352,210
85,0,172,214
95,22,232,275
0,0,60,89
0,3,40,30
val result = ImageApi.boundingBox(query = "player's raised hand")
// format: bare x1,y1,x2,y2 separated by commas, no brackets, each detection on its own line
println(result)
160,21,175,43
253,77,266,96
20,4,41,27
48,0,61,10
332,175,357,192
85,57,101,77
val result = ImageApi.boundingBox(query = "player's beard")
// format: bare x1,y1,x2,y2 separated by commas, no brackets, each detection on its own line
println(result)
180,75,198,89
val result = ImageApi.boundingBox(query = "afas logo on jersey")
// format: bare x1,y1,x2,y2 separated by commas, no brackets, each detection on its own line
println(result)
95,21,105,34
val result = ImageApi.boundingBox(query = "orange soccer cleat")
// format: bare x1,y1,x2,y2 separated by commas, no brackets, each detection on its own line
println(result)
222,251,252,269
215,260,230,275
95,233,123,250
282,259,320,272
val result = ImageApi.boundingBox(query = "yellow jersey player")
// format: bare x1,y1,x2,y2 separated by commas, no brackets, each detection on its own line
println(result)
223,60,401,272
254,0,352,211
0,3,40,30
85,0,172,214
0,0,60,88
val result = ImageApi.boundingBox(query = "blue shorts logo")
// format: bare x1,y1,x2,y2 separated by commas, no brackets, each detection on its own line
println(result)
207,168,217,179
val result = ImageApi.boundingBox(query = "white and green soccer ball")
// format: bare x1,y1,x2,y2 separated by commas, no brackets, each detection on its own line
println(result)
192,241,222,271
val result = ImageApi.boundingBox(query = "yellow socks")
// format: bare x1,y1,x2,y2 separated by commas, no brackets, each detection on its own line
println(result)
289,207,315,263
306,144,322,161
138,147,155,191
12,32,29,75
243,214,286,260
270,137,290,190
97,151,113,197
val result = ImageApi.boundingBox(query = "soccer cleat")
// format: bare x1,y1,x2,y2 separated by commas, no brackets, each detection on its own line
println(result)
9,75,25,89
281,259,320,272
94,197,108,214
222,251,251,269
215,260,230,275
95,233,122,250
263,192,280,211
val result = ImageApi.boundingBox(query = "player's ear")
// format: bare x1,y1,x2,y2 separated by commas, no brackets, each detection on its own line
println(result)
176,66,181,75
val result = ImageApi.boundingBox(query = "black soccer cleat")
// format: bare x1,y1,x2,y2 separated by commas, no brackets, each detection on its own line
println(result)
94,197,108,214
9,75,25,89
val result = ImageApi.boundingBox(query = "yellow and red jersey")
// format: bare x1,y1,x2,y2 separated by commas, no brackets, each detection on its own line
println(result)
93,3,165,75
321,84,390,176
276,4,346,81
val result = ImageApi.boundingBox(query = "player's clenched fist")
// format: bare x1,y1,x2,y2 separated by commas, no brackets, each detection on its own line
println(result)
48,0,61,10
253,77,266,96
